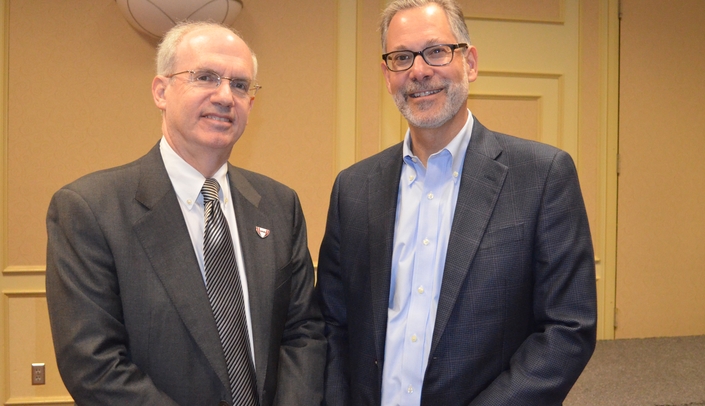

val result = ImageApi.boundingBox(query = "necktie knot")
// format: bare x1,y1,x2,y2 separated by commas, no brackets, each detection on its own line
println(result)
202,178,220,203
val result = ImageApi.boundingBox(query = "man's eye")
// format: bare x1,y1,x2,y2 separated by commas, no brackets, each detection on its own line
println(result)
194,72,218,83
393,53,411,62
231,81,250,91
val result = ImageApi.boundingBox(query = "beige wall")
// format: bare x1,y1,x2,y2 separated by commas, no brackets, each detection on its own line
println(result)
0,0,703,403
6,0,336,267
7,1,161,267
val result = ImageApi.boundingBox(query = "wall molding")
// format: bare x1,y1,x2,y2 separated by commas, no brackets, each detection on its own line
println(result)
2,266,46,275
594,0,619,340
1,0,8,272
5,397,74,405
472,71,573,160
466,15,565,25
479,70,562,79
463,0,566,24
3,291,72,405
2,1,13,403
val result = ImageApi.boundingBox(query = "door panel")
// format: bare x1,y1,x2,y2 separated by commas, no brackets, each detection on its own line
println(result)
616,0,705,338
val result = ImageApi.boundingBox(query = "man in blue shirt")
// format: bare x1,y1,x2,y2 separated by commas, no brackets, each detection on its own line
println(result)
316,0,597,404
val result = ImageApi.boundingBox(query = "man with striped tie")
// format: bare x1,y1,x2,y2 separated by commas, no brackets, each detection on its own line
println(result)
46,21,325,406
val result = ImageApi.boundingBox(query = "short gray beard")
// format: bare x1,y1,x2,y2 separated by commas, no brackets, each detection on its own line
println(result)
393,65,470,129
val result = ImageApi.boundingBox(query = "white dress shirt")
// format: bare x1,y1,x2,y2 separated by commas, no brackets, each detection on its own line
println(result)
159,137,255,363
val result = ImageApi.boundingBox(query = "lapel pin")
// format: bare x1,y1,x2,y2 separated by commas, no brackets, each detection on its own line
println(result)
255,226,270,239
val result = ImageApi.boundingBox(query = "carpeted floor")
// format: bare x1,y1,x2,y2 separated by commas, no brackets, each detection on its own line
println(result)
565,335,705,406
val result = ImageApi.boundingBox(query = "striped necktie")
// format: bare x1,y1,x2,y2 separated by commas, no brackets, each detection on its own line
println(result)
201,178,259,406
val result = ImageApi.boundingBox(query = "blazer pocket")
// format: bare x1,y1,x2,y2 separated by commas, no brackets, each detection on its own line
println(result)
274,260,293,291
478,223,524,250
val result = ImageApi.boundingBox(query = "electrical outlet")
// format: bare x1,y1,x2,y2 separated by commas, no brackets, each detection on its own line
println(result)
32,363,45,385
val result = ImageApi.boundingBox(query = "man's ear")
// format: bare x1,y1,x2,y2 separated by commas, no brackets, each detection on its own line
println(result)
464,45,479,83
152,75,169,110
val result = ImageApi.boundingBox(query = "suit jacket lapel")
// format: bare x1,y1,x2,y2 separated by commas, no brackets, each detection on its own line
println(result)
132,145,231,394
368,145,404,363
227,166,271,396
430,120,508,356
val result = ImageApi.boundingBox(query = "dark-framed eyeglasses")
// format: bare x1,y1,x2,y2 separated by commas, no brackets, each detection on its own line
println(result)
382,43,469,72
166,70,261,98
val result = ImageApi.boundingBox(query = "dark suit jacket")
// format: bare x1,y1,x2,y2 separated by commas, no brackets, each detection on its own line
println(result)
316,118,597,405
46,144,326,406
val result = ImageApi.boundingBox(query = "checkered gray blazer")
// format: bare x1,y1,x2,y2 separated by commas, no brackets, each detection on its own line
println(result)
317,118,597,406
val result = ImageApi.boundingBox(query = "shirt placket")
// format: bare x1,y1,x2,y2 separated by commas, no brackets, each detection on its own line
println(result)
399,154,446,404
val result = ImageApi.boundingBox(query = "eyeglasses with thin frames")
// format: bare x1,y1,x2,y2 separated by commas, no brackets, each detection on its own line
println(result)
382,43,468,72
167,70,261,98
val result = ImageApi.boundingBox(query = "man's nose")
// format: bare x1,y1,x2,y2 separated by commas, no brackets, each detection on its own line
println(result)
408,53,434,80
211,82,235,106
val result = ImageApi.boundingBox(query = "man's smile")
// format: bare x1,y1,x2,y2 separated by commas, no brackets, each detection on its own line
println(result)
203,114,232,123
409,88,443,98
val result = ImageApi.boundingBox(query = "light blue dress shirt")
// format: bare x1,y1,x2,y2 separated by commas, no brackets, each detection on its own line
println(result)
381,112,474,406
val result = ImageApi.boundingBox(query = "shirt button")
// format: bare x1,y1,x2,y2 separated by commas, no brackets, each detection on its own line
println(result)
407,385,414,394
423,238,430,246
453,171,459,178
412,157,418,163
411,334,417,342
417,286,424,294
409,175,415,182
186,199,192,205
427,193,434,200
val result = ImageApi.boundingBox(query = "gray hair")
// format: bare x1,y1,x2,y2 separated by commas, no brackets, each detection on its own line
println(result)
380,0,471,52
156,21,258,79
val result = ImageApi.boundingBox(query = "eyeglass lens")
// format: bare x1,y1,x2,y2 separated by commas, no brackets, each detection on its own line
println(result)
384,44,463,72
189,70,259,97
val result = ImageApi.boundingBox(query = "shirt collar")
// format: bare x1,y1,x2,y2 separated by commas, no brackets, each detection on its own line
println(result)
159,136,230,209
402,110,474,179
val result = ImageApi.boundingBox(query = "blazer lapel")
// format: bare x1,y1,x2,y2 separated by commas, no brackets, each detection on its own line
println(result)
430,120,508,356
132,146,231,394
227,166,271,397
368,145,404,363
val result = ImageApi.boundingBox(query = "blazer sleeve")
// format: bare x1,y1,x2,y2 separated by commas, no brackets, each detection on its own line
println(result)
470,150,597,405
315,175,351,406
271,191,328,406
46,187,179,405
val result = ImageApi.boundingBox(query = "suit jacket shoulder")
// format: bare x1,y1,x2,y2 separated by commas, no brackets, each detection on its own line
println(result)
228,164,299,207
337,143,403,181
467,119,565,165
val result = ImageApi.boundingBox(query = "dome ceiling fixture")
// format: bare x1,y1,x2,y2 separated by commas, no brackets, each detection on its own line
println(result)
115,0,243,39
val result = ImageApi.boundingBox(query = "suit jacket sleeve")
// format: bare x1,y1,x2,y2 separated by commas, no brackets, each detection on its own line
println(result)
46,187,179,405
271,191,328,405
469,150,597,405
315,174,351,406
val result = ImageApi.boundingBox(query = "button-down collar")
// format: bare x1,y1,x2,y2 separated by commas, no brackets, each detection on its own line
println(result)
401,110,474,185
